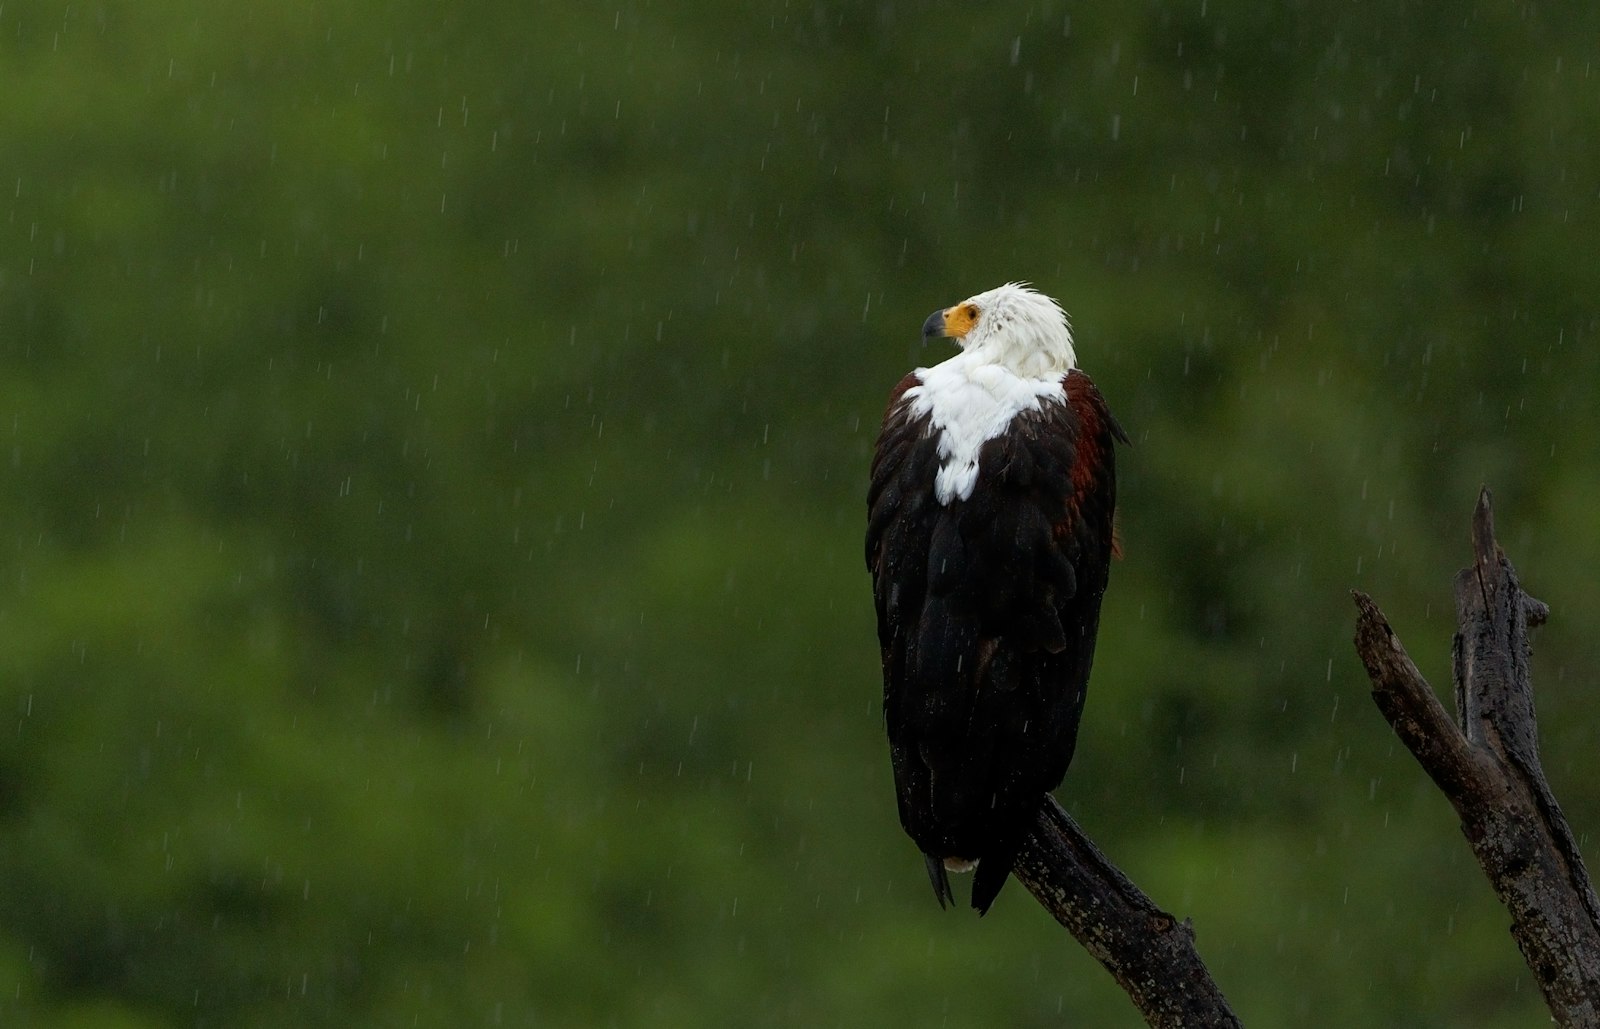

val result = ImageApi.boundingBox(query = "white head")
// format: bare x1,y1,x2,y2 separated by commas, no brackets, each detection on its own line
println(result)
921,282,1077,378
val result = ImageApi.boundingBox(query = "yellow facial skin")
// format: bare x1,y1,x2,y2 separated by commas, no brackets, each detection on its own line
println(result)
923,302,979,340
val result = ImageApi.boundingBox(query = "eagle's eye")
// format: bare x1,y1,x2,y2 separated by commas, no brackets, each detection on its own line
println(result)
962,304,979,320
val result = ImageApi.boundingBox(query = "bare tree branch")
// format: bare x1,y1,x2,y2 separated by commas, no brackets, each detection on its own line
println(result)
1014,797,1241,1027
1352,487,1600,1026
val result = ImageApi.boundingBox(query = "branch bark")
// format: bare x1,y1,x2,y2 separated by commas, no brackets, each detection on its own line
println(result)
1014,797,1242,1027
1352,487,1600,1025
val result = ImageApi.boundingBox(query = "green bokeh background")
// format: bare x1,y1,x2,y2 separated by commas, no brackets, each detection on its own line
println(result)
3,1,1598,1025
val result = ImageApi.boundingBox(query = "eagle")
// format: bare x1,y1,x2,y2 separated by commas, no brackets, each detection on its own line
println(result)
865,282,1126,914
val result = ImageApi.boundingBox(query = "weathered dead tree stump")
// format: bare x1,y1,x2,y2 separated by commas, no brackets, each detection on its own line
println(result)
1352,487,1600,1026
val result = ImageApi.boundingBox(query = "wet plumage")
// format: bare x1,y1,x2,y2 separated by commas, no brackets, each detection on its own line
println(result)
866,283,1126,913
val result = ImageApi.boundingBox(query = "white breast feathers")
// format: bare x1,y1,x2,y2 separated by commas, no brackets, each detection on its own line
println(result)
905,354,1064,505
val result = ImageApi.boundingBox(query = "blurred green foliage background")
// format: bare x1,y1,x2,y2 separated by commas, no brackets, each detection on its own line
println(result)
2,1,1598,1025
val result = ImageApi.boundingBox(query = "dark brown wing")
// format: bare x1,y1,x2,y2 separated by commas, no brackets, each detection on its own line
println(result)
866,368,1125,913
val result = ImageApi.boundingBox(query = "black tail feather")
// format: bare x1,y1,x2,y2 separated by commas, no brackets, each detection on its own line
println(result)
970,839,1025,915
923,853,954,909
